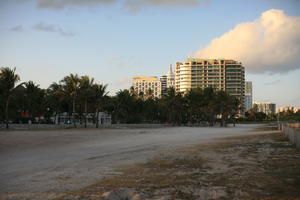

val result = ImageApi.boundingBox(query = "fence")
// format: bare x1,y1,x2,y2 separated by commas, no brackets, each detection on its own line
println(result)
279,123,300,149
0,123,170,130
0,123,104,129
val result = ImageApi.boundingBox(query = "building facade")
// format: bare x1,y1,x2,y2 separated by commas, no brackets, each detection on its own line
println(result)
132,76,162,98
253,102,276,115
245,81,253,111
175,58,245,107
160,74,167,96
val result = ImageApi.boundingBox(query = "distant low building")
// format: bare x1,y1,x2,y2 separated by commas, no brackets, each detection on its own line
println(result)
253,102,276,115
276,106,300,113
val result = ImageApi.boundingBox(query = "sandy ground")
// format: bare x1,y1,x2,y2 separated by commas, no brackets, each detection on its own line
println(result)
0,124,267,199
61,127,300,200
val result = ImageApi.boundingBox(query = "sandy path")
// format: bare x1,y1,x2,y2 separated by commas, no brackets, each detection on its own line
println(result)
0,124,265,199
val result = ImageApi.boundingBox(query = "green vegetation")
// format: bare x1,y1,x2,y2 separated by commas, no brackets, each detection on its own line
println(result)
1,67,241,128
0,67,22,129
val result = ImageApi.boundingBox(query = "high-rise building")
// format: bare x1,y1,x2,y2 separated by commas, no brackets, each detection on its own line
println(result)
160,65,175,96
166,64,175,89
175,58,245,107
245,81,253,111
132,76,162,98
253,102,276,115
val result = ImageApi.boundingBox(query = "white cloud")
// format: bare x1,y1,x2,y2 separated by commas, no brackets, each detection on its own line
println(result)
195,9,300,73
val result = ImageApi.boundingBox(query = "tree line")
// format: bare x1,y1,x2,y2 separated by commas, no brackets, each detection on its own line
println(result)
1,67,242,129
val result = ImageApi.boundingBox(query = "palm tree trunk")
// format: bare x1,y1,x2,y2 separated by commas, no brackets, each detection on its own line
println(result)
5,97,9,129
96,105,100,128
58,101,61,125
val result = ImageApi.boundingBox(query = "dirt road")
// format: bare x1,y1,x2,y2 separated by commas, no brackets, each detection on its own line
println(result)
0,124,267,199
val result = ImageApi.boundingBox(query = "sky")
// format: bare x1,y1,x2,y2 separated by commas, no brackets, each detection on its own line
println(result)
0,0,300,108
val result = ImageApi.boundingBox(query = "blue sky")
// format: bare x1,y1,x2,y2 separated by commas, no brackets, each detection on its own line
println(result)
1,0,300,107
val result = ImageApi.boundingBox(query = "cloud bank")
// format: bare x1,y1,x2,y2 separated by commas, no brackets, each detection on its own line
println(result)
34,0,204,11
36,0,116,10
124,0,200,13
10,25,24,32
195,9,300,73
33,22,74,37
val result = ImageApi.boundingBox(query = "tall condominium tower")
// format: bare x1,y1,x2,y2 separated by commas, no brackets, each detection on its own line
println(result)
132,76,162,98
245,81,253,111
175,58,245,107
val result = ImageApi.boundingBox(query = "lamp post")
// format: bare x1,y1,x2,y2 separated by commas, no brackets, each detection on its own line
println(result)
277,112,280,130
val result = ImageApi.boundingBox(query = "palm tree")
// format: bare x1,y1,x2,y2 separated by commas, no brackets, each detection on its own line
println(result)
24,81,45,122
145,88,154,99
60,74,80,127
92,83,108,128
202,87,217,126
230,97,240,126
162,87,184,125
114,89,135,123
215,90,233,127
185,88,204,125
0,67,21,129
78,76,94,128
48,82,64,124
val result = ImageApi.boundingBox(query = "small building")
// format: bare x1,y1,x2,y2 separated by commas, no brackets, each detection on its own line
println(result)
54,112,111,126
98,112,111,125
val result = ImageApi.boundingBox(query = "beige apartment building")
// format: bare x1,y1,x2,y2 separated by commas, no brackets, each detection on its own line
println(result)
175,58,245,107
132,76,161,98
